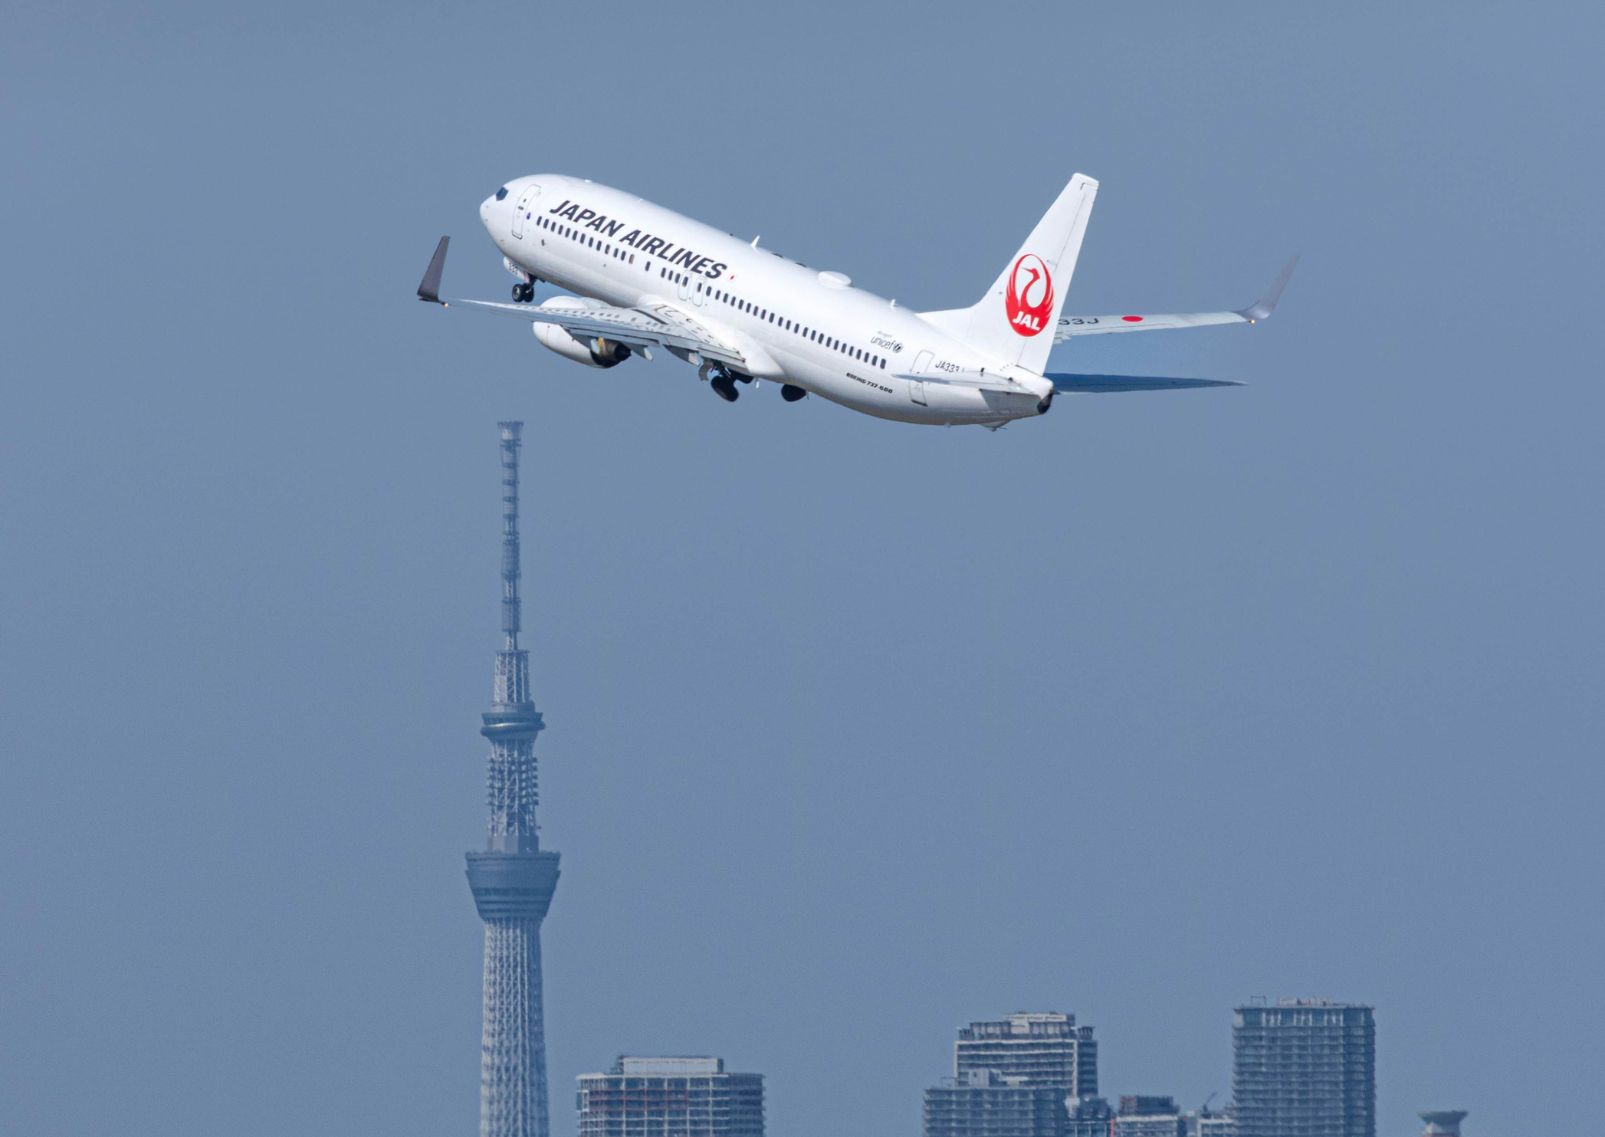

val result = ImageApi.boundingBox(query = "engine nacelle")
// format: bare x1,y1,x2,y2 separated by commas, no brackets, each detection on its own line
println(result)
531,297,630,369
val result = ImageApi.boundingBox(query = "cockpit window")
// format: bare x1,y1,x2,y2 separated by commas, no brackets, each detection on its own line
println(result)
495,187,508,201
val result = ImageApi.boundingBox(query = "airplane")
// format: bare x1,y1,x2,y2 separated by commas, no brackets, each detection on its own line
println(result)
418,172,1295,428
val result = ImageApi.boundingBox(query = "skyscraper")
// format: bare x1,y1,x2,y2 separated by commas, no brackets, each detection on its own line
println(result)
924,1012,1099,1137
1232,1000,1375,1137
466,422,561,1137
577,1057,765,1137
954,1012,1099,1097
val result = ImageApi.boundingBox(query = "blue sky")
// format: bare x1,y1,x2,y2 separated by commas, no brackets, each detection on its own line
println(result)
2,4,1600,1136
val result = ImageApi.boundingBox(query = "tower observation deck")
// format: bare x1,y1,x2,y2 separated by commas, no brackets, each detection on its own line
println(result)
466,422,560,1137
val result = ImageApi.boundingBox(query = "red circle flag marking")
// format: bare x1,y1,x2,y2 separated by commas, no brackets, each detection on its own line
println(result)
1122,315,1144,323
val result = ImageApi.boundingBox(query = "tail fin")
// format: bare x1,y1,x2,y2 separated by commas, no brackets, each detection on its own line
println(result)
921,173,1097,375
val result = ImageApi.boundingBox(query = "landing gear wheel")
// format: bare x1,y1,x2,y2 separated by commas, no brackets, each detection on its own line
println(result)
511,282,534,303
710,375,739,402
780,384,808,402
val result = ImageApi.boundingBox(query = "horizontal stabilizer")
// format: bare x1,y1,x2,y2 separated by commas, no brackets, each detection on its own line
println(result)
1047,373,1243,394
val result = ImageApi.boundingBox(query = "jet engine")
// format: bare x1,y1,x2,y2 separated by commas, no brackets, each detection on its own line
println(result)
531,296,631,368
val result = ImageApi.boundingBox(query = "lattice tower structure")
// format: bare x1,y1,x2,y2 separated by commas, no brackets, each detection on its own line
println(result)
466,422,561,1137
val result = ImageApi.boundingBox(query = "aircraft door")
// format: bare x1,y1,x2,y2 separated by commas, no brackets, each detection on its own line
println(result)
909,350,932,405
511,184,541,239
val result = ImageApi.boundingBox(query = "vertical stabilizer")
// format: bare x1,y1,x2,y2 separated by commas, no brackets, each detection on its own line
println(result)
922,173,1097,375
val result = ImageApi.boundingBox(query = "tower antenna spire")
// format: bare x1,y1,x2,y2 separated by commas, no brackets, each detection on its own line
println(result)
467,421,561,1137
498,421,522,651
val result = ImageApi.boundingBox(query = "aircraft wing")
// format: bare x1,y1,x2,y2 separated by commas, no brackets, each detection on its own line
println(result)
1053,256,1297,343
416,236,748,369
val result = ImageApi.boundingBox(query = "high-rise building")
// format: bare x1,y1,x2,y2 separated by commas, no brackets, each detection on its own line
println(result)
954,1012,1099,1097
1232,1000,1375,1137
577,1057,764,1137
925,1071,1068,1137
466,423,562,1137
1112,1097,1184,1137
924,1012,1099,1137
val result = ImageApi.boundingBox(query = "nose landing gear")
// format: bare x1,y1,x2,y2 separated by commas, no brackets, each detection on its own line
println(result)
780,384,808,403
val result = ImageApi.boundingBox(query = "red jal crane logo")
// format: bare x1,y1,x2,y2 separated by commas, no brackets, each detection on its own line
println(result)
1004,253,1054,337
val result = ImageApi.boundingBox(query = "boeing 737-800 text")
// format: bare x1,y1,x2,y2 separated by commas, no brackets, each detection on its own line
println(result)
418,173,1295,428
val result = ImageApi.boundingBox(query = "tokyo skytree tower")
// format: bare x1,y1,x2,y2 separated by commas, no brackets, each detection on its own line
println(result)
465,422,560,1137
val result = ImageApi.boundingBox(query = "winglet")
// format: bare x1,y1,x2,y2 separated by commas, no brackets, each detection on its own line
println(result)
1235,255,1298,322
418,236,450,304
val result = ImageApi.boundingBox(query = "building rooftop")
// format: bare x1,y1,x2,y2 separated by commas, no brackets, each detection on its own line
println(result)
606,1057,728,1077
959,1012,1079,1038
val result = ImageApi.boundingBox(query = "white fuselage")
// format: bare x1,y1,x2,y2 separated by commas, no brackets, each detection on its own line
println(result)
479,175,1048,426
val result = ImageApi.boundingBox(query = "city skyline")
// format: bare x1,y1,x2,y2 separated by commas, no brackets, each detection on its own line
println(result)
913,1003,1453,1137
462,435,1407,1137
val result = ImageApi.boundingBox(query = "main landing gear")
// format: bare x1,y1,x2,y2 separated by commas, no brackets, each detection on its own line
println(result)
511,281,535,303
699,361,752,402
